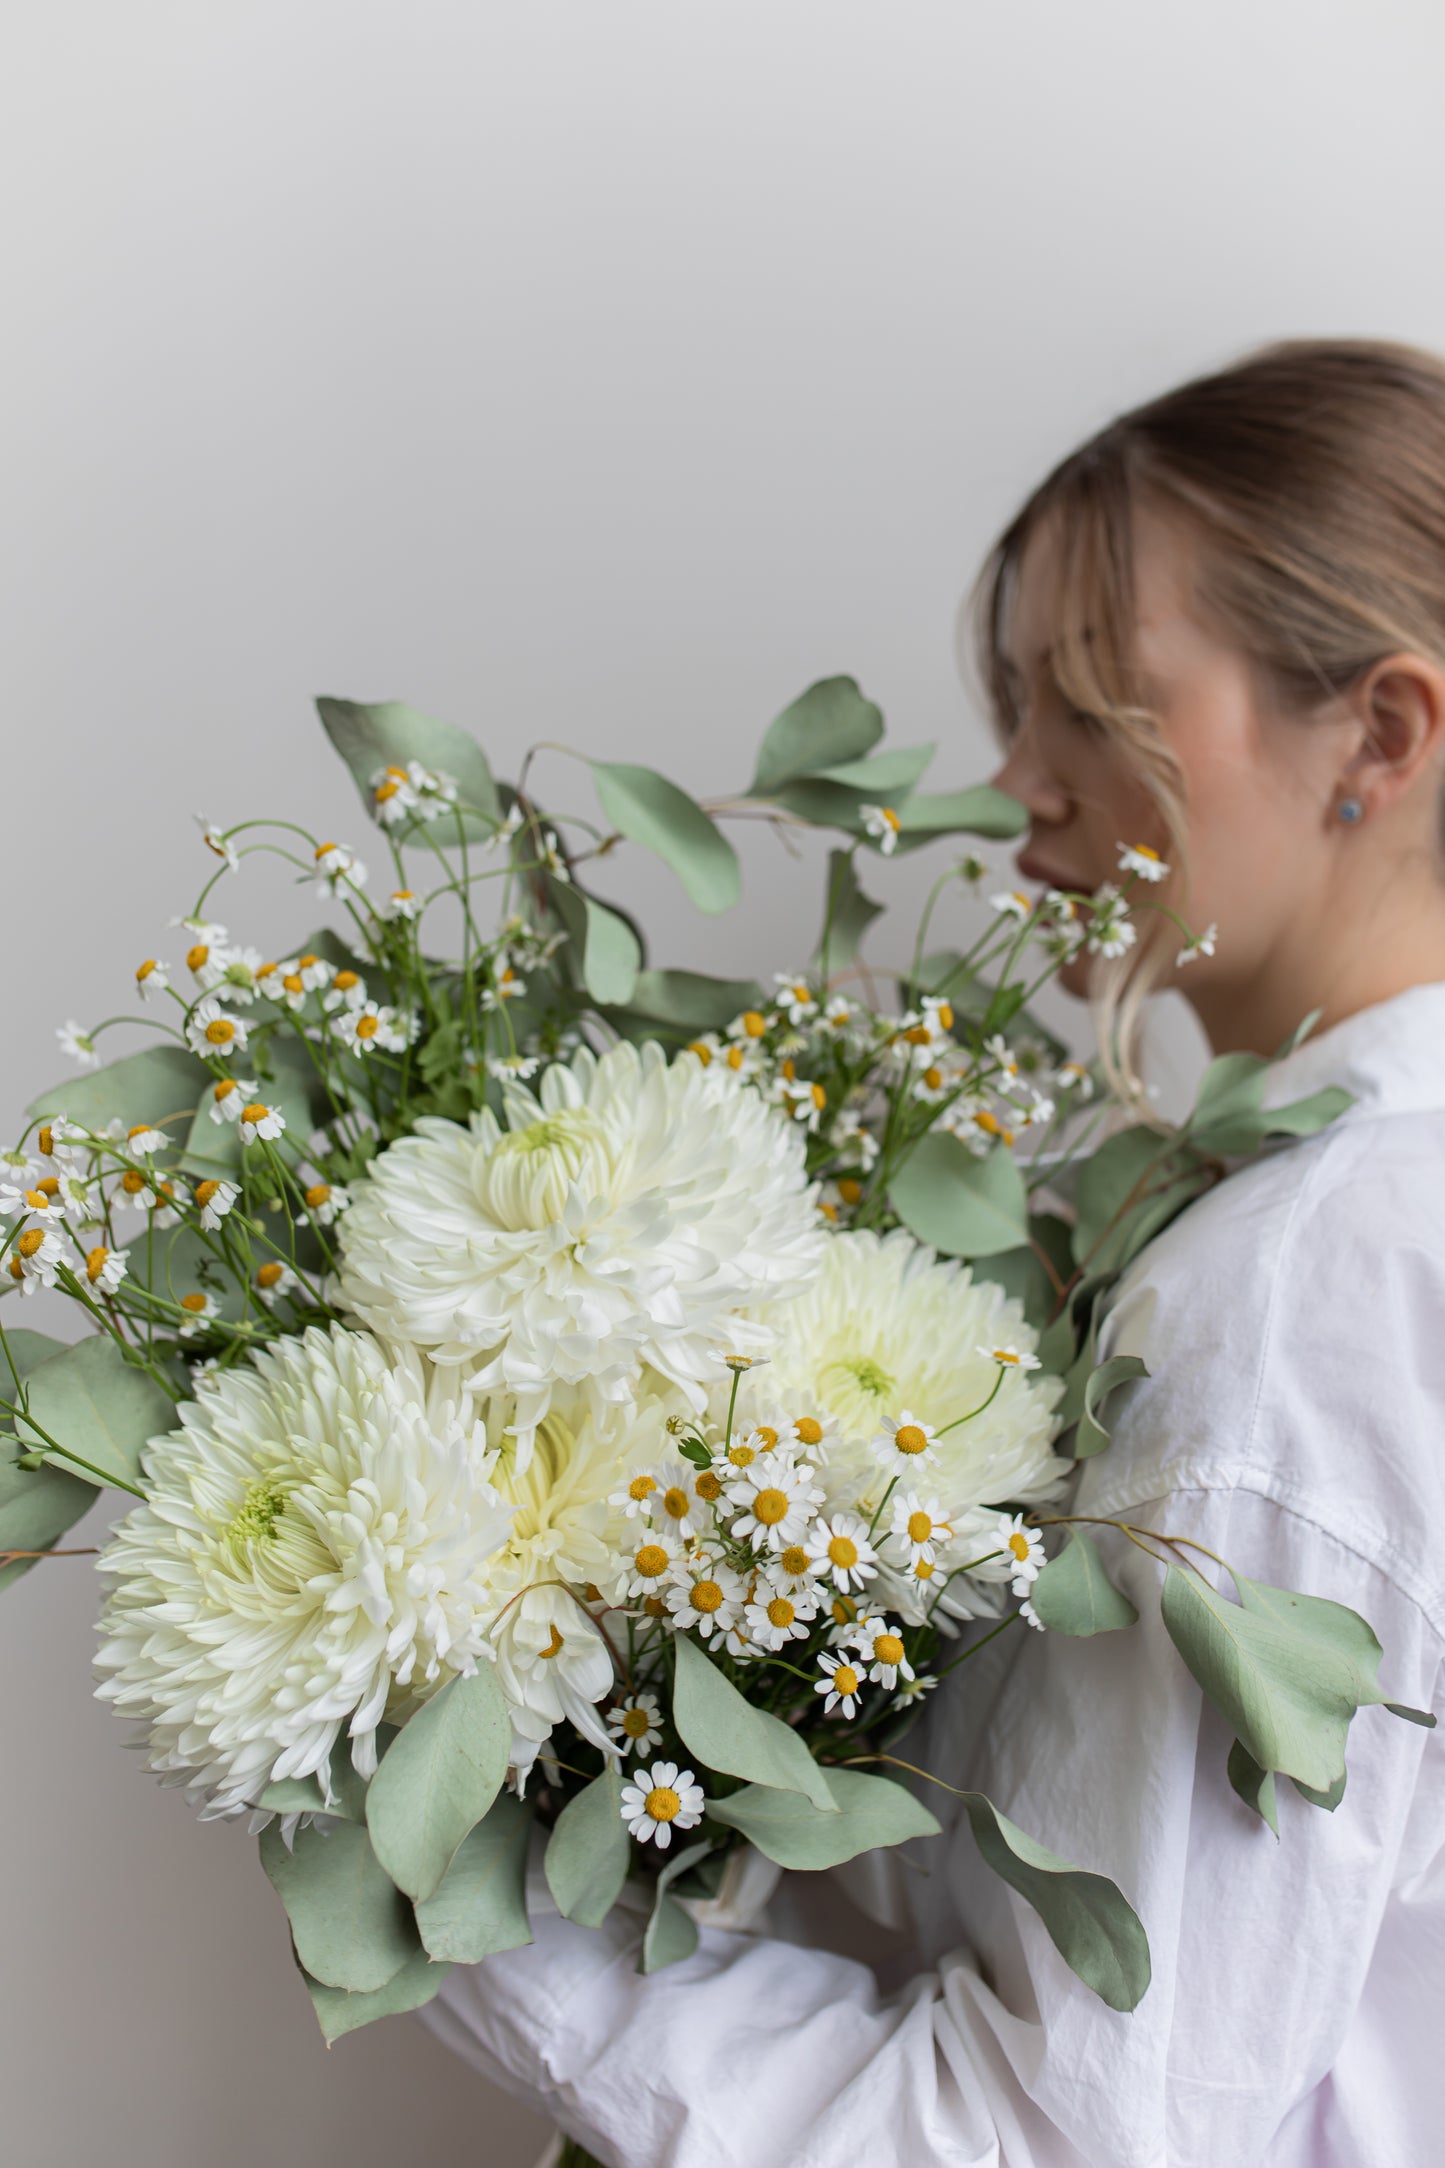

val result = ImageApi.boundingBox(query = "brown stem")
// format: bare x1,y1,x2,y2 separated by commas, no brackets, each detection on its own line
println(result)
0,1545,99,1566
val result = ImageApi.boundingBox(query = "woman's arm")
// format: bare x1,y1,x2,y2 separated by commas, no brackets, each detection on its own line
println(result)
419,1484,1443,2168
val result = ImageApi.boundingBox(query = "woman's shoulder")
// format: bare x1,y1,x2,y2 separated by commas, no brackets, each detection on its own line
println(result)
1087,1105,1445,1625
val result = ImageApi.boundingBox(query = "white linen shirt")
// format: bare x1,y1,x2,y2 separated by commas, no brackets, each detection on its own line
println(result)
421,982,1445,2168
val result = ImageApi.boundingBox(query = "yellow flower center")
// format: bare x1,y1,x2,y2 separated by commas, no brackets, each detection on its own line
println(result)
36,1126,54,1156
539,1623,565,1660
993,1348,1021,1365
935,1002,954,1029
976,1109,1002,1135
727,1443,756,1468
923,1066,943,1091
256,1262,285,1289
818,1200,839,1223
810,1083,827,1110
1132,843,1160,861
893,1425,929,1456
204,1018,236,1046
828,1534,859,1569
832,1664,860,1697
213,1079,237,1103
724,1046,746,1070
297,954,319,972
662,1487,689,1522
914,1559,936,1579
304,1183,331,1209
239,1103,269,1126
136,959,158,982
694,1471,722,1502
374,778,401,802
908,1511,933,1544
741,1010,767,1038
645,1786,682,1824
186,944,209,972
692,1579,724,1613
874,1632,905,1666
754,1426,778,1449
35,1178,60,1198
779,1545,809,1576
195,1181,219,1207
766,1597,795,1629
355,1015,380,1040
16,1229,45,1258
24,1189,49,1211
634,1544,669,1579
334,969,360,991
314,841,337,860
120,1169,146,1195
282,973,304,995
180,1292,209,1314
753,1488,789,1526
1008,1531,1032,1561
903,1024,931,1045
686,1039,713,1065
780,1057,797,1082
621,1706,652,1738
629,1475,657,1501
831,1595,858,1626
837,1177,863,1207
794,1417,823,1446
643,1595,667,1617
7,1256,23,1279
85,1247,109,1282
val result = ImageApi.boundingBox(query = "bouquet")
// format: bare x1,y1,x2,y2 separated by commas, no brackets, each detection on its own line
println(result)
3,678,1429,2089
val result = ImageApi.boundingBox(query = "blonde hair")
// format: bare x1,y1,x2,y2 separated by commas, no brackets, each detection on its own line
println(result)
964,336,1445,1110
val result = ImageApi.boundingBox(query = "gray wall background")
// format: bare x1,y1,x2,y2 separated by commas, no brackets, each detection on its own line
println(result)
4,5,1444,2163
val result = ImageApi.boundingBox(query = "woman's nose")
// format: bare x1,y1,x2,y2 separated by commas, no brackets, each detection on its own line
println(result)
989,720,1071,824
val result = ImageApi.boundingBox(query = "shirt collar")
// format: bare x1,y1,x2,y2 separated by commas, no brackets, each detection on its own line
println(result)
1259,978,1445,1122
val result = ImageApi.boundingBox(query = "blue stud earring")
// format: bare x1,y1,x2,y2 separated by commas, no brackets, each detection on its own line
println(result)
1338,795,1364,824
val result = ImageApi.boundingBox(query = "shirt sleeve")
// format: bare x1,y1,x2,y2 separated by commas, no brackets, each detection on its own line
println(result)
418,1479,1443,2168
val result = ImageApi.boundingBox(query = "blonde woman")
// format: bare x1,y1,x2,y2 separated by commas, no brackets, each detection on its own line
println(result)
421,339,1445,2167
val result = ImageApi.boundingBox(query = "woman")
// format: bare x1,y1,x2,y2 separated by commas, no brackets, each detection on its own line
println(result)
419,338,1445,2166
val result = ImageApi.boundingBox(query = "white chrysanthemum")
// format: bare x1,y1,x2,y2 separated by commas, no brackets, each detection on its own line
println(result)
335,1040,825,1465
741,1228,1068,1524
93,1325,515,1819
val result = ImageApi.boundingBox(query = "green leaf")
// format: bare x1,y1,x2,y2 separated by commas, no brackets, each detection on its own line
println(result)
959,1791,1151,2013
316,696,502,837
616,969,765,1033
549,879,642,1007
257,1736,372,1822
180,1035,331,1179
893,785,1029,845
1384,1700,1437,1728
1292,1769,1347,1811
415,1792,533,1963
1074,1354,1150,1459
0,1330,97,1590
259,1820,418,1992
671,1632,836,1812
706,1766,940,1867
749,677,885,796
639,1838,712,1974
1263,1086,1355,1139
25,1043,210,1141
544,1763,631,1928
591,761,741,915
816,849,883,976
1187,1050,1271,1156
1071,1127,1211,1276
1161,1565,1392,1793
16,1336,174,1491
767,745,935,831
1226,1739,1280,1833
300,1946,451,2043
888,1134,1028,1260
365,1665,511,1903
1029,1532,1139,1636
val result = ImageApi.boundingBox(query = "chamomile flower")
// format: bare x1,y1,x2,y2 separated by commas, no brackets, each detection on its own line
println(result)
988,889,1034,922
1084,883,1136,959
313,841,367,893
611,1469,664,1521
892,1673,940,1710
829,1110,879,1172
814,1649,865,1718
1018,1595,1046,1631
207,1077,255,1125
761,1541,820,1598
301,1181,349,1226
134,958,170,1000
646,1472,707,1544
209,946,267,1006
0,1179,64,1226
997,1513,1046,1588
805,1512,879,1595
852,1614,915,1690
6,1226,64,1290
193,1178,239,1231
83,1244,129,1296
124,1124,169,1160
538,829,570,881
780,1078,828,1132
821,994,857,1033
237,1101,285,1147
1055,1060,1095,1100
773,975,818,1027
1117,841,1169,883
369,765,420,825
666,1557,746,1640
605,1692,664,1758
620,1760,704,1850
194,815,241,874
177,1291,222,1339
480,961,527,1011
321,968,368,1013
56,1021,101,1070
889,1492,953,1571
332,1003,410,1055
726,1451,824,1553
1176,922,1218,966
625,1533,683,1600
253,1260,295,1308
485,1053,541,1082
873,1409,941,1473
379,887,421,921
186,999,251,1059
977,1343,1042,1372
743,1584,820,1650
294,952,331,992
861,803,901,854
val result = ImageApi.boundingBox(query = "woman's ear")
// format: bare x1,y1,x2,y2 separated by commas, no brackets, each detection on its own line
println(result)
1338,652,1445,814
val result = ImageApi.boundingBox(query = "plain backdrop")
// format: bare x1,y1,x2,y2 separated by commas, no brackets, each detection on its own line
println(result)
4,5,1445,2164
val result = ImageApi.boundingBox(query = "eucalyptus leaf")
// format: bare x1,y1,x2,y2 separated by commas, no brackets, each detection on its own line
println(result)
1292,1769,1348,1810
766,745,933,831
893,785,1029,844
959,1791,1151,2013
259,1820,418,1993
25,1043,210,1141
1074,1354,1150,1459
1226,1739,1280,1835
317,696,502,836
300,1946,451,2044
672,1632,836,1811
1071,1127,1211,1277
705,1766,939,1867
748,677,884,796
544,1762,631,1927
549,879,642,1007
1029,1532,1139,1636
16,1336,174,1492
1263,1087,1355,1139
0,1374,97,1594
639,1838,712,1974
888,1134,1028,1260
415,1792,533,1963
365,1664,510,1903
257,1736,372,1822
181,1035,329,1178
591,761,740,915
816,849,883,976
616,969,765,1033
1187,1050,1271,1156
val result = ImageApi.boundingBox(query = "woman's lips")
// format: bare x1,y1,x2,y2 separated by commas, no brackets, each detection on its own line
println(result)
1015,852,1086,891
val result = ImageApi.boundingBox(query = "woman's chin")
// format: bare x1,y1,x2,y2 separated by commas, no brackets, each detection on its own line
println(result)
1056,951,1094,1002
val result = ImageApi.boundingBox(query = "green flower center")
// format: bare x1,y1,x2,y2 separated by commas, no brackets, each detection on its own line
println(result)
228,1477,287,1546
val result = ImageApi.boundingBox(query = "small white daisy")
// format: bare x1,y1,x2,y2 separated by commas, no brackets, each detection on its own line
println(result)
313,840,367,893
611,1469,664,1521
619,1760,704,1850
81,1244,129,1297
369,764,421,825
1176,921,1219,966
193,1178,239,1231
301,1180,349,1226
625,1533,684,1599
332,1002,410,1055
988,889,1034,922
185,998,251,1059
725,1451,824,1553
253,1260,295,1308
379,887,422,921
6,1226,65,1291
997,1513,1046,1589
123,1124,169,1160
872,1409,941,1473
194,815,240,874
814,1649,865,1718
852,1614,916,1691
1054,1060,1095,1100
773,975,818,1027
237,1100,285,1147
977,1343,1042,1372
889,1492,954,1572
206,1077,255,1125
56,1021,101,1070
743,1584,820,1651
133,958,170,1000
605,1692,664,1758
1117,841,1169,883
666,1558,746,1640
177,1291,222,1339
860,803,901,855
805,1512,879,1595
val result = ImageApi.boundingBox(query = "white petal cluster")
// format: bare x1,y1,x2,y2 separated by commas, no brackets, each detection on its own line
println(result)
334,1041,825,1463
93,1326,515,1818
